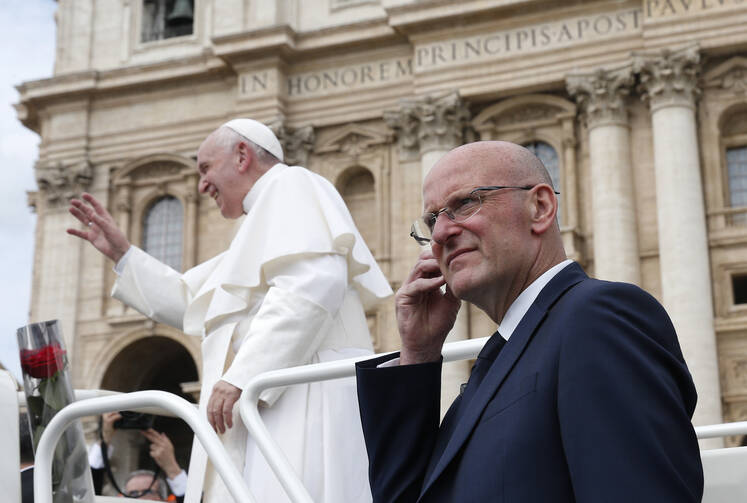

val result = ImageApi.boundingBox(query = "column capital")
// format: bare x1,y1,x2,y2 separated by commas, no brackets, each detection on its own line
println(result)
35,159,93,209
270,120,315,167
566,65,634,129
384,91,471,157
634,44,701,112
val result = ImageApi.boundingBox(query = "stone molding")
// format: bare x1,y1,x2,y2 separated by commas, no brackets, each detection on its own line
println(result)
384,91,470,157
566,65,635,129
271,122,316,167
35,160,93,209
634,44,701,112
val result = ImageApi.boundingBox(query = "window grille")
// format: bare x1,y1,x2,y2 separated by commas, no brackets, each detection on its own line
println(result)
727,146,747,226
143,196,183,271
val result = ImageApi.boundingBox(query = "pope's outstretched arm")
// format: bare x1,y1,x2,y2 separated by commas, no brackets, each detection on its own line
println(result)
68,192,190,329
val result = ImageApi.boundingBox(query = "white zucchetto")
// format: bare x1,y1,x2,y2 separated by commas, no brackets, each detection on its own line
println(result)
221,118,284,162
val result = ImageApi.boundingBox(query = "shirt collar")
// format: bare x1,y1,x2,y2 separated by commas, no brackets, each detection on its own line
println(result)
242,163,287,213
498,259,573,340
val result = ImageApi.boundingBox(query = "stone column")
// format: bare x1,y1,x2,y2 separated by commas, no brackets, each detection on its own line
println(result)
635,46,722,430
567,66,640,284
385,91,472,415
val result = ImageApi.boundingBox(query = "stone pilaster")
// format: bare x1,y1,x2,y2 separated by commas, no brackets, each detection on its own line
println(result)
32,159,94,359
184,175,200,270
635,45,723,434
385,91,473,415
567,66,640,284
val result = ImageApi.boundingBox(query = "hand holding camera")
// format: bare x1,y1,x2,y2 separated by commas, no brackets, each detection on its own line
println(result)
141,429,182,479
113,410,155,430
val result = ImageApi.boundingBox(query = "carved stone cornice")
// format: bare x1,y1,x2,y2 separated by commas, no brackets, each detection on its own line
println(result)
384,91,471,156
566,65,634,129
35,160,93,208
634,45,701,112
270,122,315,167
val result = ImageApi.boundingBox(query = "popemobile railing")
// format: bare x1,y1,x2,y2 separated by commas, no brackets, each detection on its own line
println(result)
31,391,254,503
16,335,747,503
236,336,491,503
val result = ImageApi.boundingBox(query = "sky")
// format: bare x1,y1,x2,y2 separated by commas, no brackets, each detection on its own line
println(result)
0,0,58,382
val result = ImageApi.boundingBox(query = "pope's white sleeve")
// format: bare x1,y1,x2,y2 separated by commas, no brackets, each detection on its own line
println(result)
110,246,188,329
263,254,348,315
221,253,348,406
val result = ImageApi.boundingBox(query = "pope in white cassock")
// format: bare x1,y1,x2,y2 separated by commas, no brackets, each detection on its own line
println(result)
67,119,393,502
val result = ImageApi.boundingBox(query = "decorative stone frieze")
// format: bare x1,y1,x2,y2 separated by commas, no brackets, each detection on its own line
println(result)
384,91,471,157
566,65,634,128
634,44,701,112
271,122,316,167
492,105,557,129
315,123,392,161
35,160,93,208
704,57,747,96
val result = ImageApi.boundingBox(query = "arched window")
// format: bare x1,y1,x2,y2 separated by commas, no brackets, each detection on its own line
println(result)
340,167,377,254
524,141,561,224
143,196,183,270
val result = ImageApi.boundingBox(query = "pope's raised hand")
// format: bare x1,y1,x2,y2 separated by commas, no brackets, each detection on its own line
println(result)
396,249,461,365
67,193,131,263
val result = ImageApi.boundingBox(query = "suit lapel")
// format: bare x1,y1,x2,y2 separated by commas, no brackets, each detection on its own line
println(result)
420,263,587,497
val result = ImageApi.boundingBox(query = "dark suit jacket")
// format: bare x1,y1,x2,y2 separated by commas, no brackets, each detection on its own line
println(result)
356,263,703,502
21,467,33,503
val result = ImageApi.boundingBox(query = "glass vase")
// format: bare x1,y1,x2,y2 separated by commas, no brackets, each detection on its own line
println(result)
17,320,94,503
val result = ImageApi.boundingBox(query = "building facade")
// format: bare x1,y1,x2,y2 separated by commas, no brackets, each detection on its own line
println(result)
15,0,747,459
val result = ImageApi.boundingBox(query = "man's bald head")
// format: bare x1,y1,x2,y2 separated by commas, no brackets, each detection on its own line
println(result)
426,141,555,195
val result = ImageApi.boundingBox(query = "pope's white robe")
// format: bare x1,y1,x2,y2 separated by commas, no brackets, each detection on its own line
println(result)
111,164,392,502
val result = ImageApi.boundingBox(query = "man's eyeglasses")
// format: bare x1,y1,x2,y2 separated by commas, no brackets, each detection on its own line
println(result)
124,487,160,499
410,185,560,245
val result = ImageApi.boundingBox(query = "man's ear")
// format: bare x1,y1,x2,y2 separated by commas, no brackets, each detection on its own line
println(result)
529,184,558,235
236,142,254,174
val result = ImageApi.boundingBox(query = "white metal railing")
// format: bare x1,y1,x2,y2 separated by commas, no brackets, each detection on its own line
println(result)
237,336,490,503
23,335,747,503
695,421,747,440
32,391,254,503
695,421,747,502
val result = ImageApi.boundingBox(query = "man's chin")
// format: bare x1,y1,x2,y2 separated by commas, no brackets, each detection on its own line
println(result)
447,272,485,304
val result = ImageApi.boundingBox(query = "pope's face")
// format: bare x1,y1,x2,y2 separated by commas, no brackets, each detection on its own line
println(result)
196,137,246,219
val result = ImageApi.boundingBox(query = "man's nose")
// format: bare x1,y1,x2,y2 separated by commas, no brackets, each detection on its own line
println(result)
198,178,208,193
431,212,460,244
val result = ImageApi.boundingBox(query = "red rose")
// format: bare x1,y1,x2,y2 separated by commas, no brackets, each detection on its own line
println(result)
20,343,67,379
